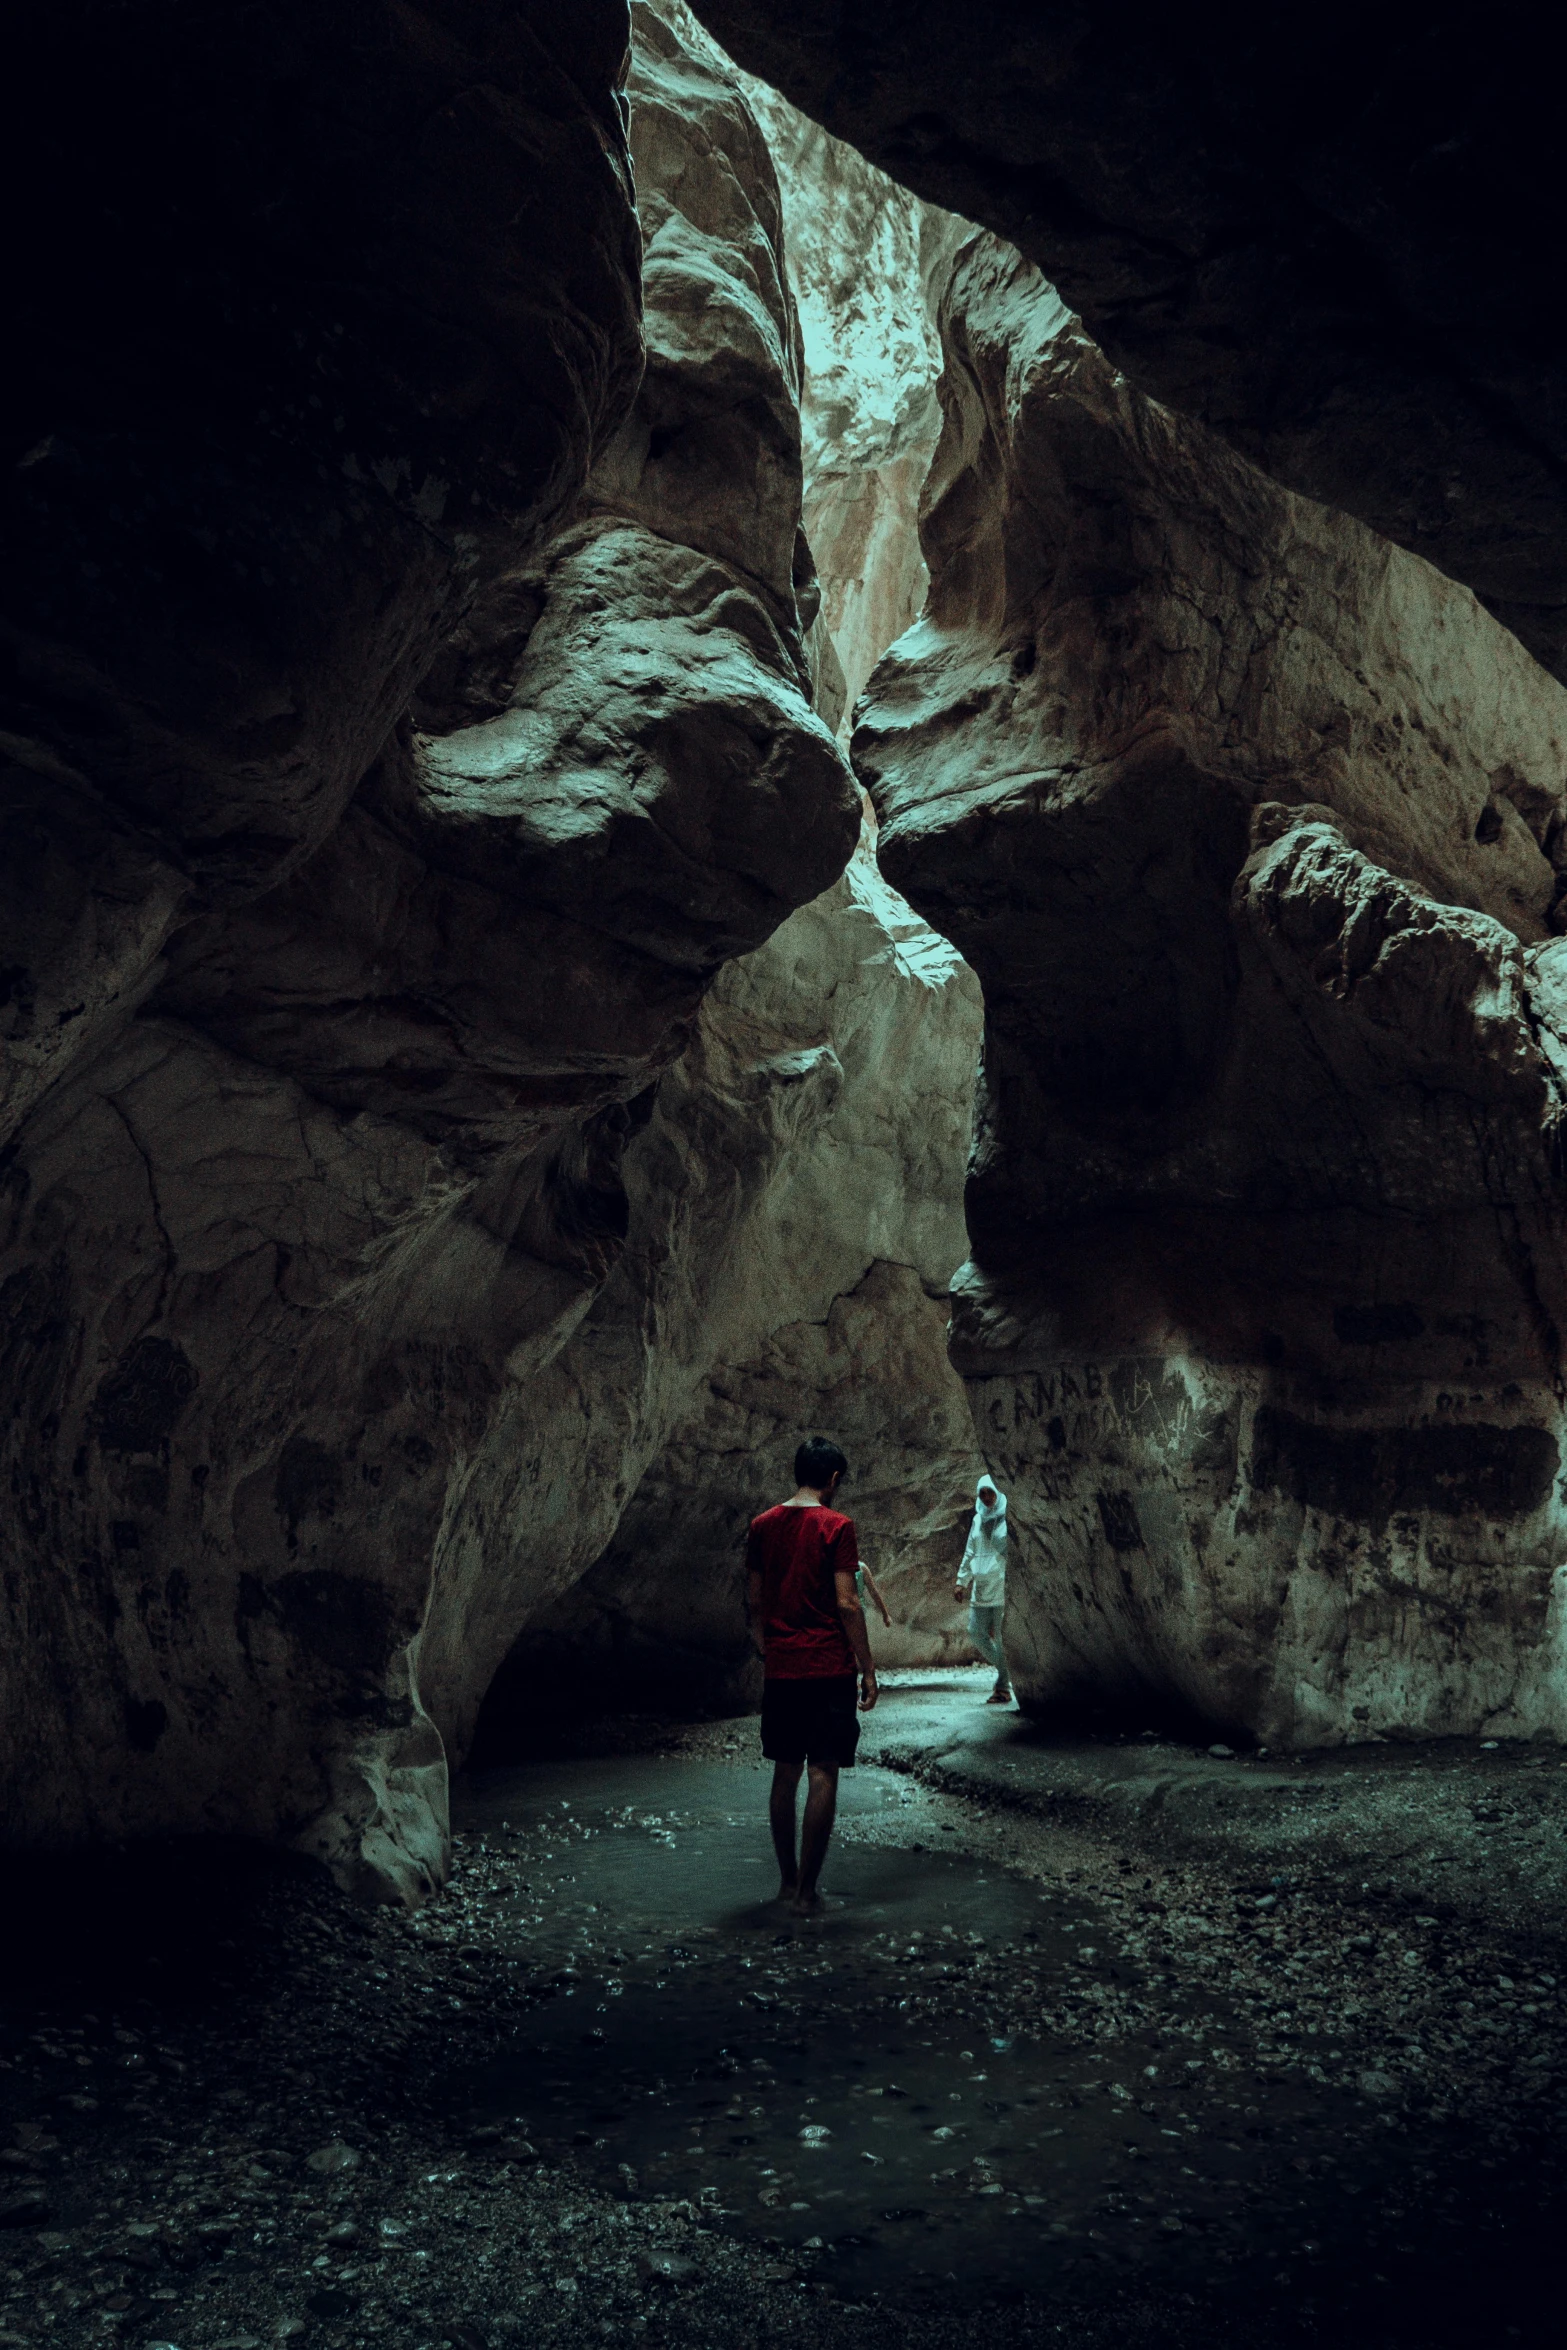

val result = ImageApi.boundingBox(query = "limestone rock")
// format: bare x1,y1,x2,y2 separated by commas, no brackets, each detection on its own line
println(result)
0,2,863,1899
588,3,814,628
690,0,1567,680
774,109,971,724
856,235,1567,1747
2,0,650,1905
439,837,985,1755
4,1,643,1123
440,17,987,1738
731,63,969,718
0,0,648,1903
531,1259,983,1721
665,1,969,724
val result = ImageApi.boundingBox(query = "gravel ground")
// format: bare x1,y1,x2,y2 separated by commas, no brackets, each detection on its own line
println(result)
854,1674,1567,2121
2,1684,1564,2350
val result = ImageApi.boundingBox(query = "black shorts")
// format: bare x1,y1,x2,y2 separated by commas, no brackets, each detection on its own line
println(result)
761,1675,860,1768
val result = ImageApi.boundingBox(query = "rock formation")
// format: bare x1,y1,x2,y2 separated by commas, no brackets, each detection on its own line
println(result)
664,1,970,730
856,234,1567,1748
456,16,987,1744
0,0,883,1898
471,842,982,1746
1,1,984,1898
690,0,1567,682
3,0,647,1897
738,86,969,725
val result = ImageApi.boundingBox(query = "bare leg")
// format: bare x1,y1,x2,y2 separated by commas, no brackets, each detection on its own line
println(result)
792,1761,840,1914
769,1760,803,1898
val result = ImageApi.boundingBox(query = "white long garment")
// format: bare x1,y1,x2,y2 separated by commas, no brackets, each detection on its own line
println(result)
958,1482,1008,1607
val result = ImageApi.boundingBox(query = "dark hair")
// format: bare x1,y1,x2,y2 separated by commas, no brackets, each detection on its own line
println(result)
794,1435,848,1491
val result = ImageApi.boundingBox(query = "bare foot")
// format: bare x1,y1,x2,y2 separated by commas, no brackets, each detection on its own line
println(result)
790,1888,827,1916
773,1879,799,1903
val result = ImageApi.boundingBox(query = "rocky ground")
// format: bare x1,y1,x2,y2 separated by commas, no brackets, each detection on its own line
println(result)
2,1674,1564,2350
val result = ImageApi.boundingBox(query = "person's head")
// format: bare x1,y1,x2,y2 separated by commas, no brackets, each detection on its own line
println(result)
794,1435,848,1498
977,1475,1003,1510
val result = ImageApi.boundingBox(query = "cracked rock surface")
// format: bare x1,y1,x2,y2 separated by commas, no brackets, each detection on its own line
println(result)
855,235,1567,1748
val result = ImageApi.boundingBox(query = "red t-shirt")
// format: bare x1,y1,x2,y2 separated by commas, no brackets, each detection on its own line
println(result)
746,1503,858,1678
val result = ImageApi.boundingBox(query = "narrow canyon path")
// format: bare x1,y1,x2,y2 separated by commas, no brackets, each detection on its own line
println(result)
2,1676,1564,2350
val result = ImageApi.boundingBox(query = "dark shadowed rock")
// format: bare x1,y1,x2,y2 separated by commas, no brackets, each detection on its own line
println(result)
690,0,1567,680
6,2,642,821
4,2,644,1110
0,3,874,1898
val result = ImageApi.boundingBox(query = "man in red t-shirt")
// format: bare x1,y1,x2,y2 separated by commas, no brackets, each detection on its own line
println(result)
745,1435,877,1915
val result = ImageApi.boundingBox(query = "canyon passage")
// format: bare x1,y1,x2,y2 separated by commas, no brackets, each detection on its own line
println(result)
5,4,1567,2349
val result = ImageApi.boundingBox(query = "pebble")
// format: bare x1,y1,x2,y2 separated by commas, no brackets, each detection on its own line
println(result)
637,2249,701,2284
0,2192,50,2228
0,1710,1563,2350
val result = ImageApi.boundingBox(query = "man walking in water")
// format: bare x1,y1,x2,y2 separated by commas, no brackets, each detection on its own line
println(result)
956,1473,1011,1705
746,1436,877,1914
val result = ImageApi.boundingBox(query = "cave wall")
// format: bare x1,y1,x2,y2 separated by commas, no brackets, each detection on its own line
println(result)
855,234,1567,1748
690,1,1567,684
444,840,982,1751
3,0,643,1897
461,21,989,1739
731,70,971,725
26,0,1549,1890
0,1,890,1899
665,2,973,731
0,0,992,1895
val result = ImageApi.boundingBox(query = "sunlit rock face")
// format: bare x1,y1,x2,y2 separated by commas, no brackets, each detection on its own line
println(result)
856,236,1567,1748
452,14,989,1737
745,93,969,724
0,2,863,1898
666,2,968,728
690,0,1567,684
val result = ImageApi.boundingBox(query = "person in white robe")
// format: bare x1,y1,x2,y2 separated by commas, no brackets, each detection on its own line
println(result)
955,1475,1011,1705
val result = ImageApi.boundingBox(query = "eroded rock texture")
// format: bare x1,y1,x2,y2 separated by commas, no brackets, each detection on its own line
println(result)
445,843,982,1749
457,19,988,1736
666,1,970,731
691,0,1567,681
743,89,968,725
0,3,875,1897
857,237,1567,1747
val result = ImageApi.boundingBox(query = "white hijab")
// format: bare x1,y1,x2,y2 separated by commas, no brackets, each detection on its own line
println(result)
961,1473,1009,1593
